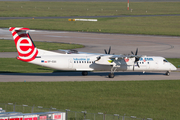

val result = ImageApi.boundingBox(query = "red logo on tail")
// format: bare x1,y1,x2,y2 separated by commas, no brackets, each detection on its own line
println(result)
9,27,38,62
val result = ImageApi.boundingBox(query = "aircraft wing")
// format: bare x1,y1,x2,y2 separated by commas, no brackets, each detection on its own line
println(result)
59,49,143,66
58,49,105,55
109,54,142,60
95,54,143,65
58,49,79,54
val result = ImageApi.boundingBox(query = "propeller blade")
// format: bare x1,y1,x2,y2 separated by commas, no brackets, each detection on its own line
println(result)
137,62,140,68
133,65,135,71
104,49,107,54
108,46,111,54
131,51,134,55
96,56,101,61
135,48,138,55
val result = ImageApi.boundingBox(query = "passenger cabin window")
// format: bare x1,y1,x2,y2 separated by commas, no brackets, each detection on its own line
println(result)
163,59,168,62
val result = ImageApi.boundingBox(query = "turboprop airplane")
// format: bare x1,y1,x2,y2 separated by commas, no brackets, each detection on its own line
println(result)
9,27,177,78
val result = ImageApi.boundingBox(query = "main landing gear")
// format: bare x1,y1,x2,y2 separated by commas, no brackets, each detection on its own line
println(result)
108,66,118,78
82,71,88,76
108,73,115,78
165,71,170,76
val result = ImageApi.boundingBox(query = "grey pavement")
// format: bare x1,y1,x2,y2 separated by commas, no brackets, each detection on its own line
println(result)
1,14,180,20
1,28,180,58
0,70,179,82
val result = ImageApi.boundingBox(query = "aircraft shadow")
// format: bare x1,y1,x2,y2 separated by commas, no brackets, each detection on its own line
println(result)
0,71,165,77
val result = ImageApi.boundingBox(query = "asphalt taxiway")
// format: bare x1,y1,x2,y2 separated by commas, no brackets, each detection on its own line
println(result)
1,14,180,20
0,70,180,82
0,28,180,81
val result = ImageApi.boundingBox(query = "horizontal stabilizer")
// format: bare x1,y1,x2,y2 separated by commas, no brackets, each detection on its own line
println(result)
9,27,30,31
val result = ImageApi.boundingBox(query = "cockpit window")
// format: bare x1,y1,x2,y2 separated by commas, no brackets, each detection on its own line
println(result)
163,59,168,62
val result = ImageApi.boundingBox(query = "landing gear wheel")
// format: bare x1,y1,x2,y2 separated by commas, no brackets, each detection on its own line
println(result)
166,71,170,76
108,73,115,78
82,71,88,76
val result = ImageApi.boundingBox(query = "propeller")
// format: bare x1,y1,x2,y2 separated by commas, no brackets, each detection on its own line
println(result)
131,48,138,56
104,46,111,54
131,48,140,69
97,46,112,62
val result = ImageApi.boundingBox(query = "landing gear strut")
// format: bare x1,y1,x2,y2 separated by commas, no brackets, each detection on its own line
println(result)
165,71,170,76
108,66,118,78
82,71,88,76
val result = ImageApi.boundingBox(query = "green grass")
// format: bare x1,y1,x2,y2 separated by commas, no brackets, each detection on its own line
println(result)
1,2,180,36
0,39,83,52
0,58,179,73
1,16,180,36
0,2,180,17
0,81,180,120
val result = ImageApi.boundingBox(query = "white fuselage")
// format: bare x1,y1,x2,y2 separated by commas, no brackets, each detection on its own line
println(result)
30,49,177,72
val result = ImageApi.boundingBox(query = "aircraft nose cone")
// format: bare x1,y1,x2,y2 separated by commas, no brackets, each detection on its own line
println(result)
171,64,177,71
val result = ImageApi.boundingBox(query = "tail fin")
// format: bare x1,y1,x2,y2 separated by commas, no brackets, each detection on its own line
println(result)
9,27,38,62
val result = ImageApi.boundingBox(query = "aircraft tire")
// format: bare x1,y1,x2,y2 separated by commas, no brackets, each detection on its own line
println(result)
166,71,170,76
82,71,88,76
108,73,114,78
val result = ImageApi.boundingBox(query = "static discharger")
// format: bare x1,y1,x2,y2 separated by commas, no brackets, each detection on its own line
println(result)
68,19,97,22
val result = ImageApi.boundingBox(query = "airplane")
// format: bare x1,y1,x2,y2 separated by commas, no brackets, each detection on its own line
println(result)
9,27,177,78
